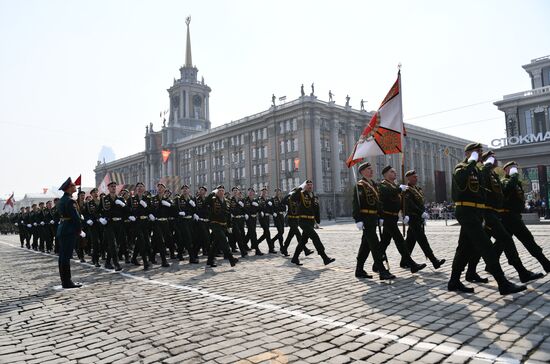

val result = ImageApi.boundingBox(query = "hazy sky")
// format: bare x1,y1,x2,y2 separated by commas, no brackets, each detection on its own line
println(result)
1,0,549,198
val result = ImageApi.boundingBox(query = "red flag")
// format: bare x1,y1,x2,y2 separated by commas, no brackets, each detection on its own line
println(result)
347,71,404,168
161,150,171,164
74,175,82,186
3,193,14,210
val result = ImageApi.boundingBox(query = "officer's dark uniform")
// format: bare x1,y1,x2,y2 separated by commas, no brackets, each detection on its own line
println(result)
352,165,394,280
205,187,238,267
290,181,334,266
43,205,55,253
281,192,301,256
378,167,425,274
51,201,60,254
403,170,445,269
448,143,525,295
244,192,263,255
501,161,550,273
56,178,82,289
99,191,128,270
30,206,40,250
194,191,211,255
269,193,286,252
23,209,32,248
229,193,248,257
128,189,151,270
257,192,275,253
75,199,87,262
173,191,199,263
83,196,102,267
149,193,171,267
16,209,27,248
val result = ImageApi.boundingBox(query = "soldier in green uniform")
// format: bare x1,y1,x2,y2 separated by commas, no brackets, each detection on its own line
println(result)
257,187,276,253
464,152,543,284
173,184,200,264
44,200,55,254
448,143,525,295
56,177,83,289
193,186,211,256
98,181,127,271
83,188,102,267
402,170,445,269
244,188,263,256
148,183,171,267
127,182,151,270
501,161,550,273
23,206,32,249
269,188,286,253
353,162,395,280
378,165,426,274
290,180,335,266
16,207,27,248
205,185,239,267
229,187,249,257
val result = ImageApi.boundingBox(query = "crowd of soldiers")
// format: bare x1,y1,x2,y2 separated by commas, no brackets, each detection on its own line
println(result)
3,142,549,295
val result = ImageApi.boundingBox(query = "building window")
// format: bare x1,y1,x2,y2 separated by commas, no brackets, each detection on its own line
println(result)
280,141,285,154
279,121,284,134
263,128,267,139
264,163,269,174
525,110,533,135
281,159,286,171
292,119,297,131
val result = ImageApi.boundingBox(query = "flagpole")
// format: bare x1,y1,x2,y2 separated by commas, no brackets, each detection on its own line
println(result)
398,65,407,237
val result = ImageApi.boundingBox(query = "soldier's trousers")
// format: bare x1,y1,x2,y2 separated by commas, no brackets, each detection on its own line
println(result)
151,221,169,263
103,221,124,266
380,217,416,265
208,223,232,261
257,216,273,251
175,218,197,260
270,215,285,249
245,217,258,249
450,207,506,282
57,232,76,266
18,228,26,247
283,217,301,251
466,211,525,275
88,223,101,263
32,227,39,250
356,219,386,270
292,219,329,260
194,221,211,255
231,218,248,255
405,218,437,262
122,222,134,259
501,212,550,269
46,225,55,252
132,220,151,263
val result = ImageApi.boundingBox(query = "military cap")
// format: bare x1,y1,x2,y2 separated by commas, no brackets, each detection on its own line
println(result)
46,200,52,204
135,182,145,187
59,177,74,191
381,165,392,175
503,161,517,169
121,188,129,193
274,188,281,192
90,188,98,194
216,185,225,190
38,202,45,205
32,204,37,208
261,186,268,191
358,162,371,173
107,181,117,187
180,184,189,189
78,190,85,195
248,187,255,192
199,186,207,191
481,150,495,161
464,142,482,152
231,186,239,191
156,182,166,188
305,180,313,184
405,170,416,177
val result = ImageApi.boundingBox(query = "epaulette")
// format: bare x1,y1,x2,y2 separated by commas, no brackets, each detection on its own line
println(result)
454,162,468,171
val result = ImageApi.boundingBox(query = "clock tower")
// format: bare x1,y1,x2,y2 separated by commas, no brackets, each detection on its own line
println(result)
165,16,211,144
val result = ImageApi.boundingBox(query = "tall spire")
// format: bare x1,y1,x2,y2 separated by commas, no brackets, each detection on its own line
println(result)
185,16,193,68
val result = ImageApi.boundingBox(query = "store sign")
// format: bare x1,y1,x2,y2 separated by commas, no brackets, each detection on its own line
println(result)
491,131,550,147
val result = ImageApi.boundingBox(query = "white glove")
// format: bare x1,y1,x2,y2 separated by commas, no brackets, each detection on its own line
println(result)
179,211,186,216
148,214,156,221
50,220,54,224
273,213,277,217
260,212,264,217
245,214,249,220
299,180,308,190
268,201,273,206
421,212,430,220
20,220,24,224
378,219,384,227
80,231,86,238
509,167,518,176
115,199,126,207
27,224,32,228
15,223,18,226
99,217,107,225
193,213,199,221
227,228,233,234
212,189,218,195
80,214,85,220
33,223,37,226
139,200,147,208
161,200,171,207
40,221,45,226
86,219,93,226
356,221,364,230
252,202,259,207
189,200,196,207
484,156,495,166
129,216,136,222
468,151,479,162
403,216,410,225
238,201,244,207
399,184,408,192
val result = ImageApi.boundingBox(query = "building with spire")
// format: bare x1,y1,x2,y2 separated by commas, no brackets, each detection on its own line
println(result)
94,18,474,217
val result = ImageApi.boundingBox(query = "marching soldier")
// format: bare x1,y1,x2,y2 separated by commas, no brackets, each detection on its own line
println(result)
402,170,445,269
44,201,55,253
119,188,133,263
290,180,335,266
173,184,199,264
16,207,26,248
128,182,151,270
56,177,83,289
501,161,550,273
378,166,426,274
281,188,313,257
447,142,525,295
23,206,32,249
98,181,127,271
244,188,263,256
269,188,286,253
75,191,87,262
52,198,60,254
229,187,249,257
353,162,395,280
205,185,239,267
30,204,40,250
257,187,276,253
193,186,211,256
83,188,102,267
149,183,172,267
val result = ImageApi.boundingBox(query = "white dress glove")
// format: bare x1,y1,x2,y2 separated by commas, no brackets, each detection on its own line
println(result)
139,200,148,208
33,223,37,226
403,216,410,225
148,214,156,221
399,184,408,192
80,231,86,238
15,222,18,226
421,212,430,220
484,156,495,166
50,220,54,224
193,214,199,221
299,180,308,189
115,199,126,207
161,200,171,207
273,213,277,217
99,217,107,225
212,189,218,195
27,224,32,228
227,228,233,234
179,211,186,216
245,214,249,220
20,220,24,224
129,216,136,222
509,167,518,176
260,212,264,217
378,219,384,227
40,221,45,226
189,200,196,207
86,219,93,226
238,201,244,207
468,151,479,163
356,221,364,230
252,202,259,207
268,201,273,206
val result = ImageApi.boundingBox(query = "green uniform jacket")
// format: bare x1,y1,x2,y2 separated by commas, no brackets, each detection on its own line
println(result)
403,185,425,218
480,164,504,210
379,179,402,217
352,178,381,223
291,188,320,223
502,174,525,214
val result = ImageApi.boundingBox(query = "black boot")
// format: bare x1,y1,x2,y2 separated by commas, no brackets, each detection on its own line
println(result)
448,280,474,293
304,248,314,256
206,258,217,267
536,255,550,273
379,267,396,280
320,251,335,265
515,263,544,283
429,256,445,269
497,279,526,295
143,256,149,271
399,259,410,269
409,259,426,274
114,263,122,271
355,265,372,278
255,248,264,256
131,257,140,266
60,263,81,289
465,272,489,283
280,247,289,257
229,256,238,267
161,259,170,268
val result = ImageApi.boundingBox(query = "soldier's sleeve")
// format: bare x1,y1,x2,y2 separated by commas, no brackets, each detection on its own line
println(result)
290,188,302,202
502,175,519,194
352,184,360,222
68,200,82,234
404,191,423,216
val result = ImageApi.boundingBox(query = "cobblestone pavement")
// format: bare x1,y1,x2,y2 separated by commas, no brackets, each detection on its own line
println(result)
1,221,549,364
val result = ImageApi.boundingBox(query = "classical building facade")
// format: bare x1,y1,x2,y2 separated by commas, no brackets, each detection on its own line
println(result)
493,55,550,209
94,21,473,217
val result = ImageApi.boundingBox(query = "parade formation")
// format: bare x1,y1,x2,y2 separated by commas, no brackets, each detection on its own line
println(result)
2,143,548,297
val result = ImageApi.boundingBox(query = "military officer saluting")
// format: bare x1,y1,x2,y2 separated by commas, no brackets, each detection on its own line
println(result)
257,187,275,253
243,188,263,256
448,142,525,295
173,184,199,264
98,181,127,271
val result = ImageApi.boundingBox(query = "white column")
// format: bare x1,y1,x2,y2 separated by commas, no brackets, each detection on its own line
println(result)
312,118,324,193
330,119,341,192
